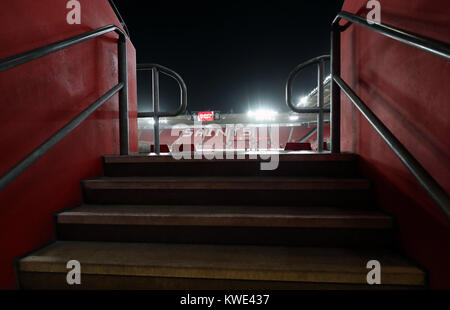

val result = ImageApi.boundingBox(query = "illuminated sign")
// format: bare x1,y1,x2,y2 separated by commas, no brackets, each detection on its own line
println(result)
197,111,214,122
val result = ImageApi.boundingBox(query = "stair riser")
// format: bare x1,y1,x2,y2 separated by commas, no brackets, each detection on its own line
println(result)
82,188,373,207
19,273,423,290
103,161,358,178
57,224,394,247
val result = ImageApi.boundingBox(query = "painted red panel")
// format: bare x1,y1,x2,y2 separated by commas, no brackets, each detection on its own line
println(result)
0,0,137,289
341,0,450,288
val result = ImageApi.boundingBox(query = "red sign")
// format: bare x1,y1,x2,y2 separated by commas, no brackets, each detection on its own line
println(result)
197,111,214,122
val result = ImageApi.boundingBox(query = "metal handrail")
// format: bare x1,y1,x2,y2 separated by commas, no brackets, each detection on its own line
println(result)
0,25,125,71
286,55,330,152
108,0,131,38
137,63,188,155
330,11,450,218
335,12,450,61
0,25,129,192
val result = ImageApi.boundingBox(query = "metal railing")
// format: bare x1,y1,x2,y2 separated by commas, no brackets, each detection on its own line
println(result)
286,55,330,152
108,0,130,38
0,25,129,192
137,63,187,155
330,11,450,218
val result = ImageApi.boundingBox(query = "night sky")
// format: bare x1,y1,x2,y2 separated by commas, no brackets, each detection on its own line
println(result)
114,0,345,114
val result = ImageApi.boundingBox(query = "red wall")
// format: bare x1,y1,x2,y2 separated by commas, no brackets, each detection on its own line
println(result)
0,0,138,289
341,0,450,288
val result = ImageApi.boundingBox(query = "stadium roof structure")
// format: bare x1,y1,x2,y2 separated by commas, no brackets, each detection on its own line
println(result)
296,75,331,110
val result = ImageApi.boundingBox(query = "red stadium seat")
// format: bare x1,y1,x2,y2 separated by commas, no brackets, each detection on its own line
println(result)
150,144,170,153
284,142,312,151
171,144,196,152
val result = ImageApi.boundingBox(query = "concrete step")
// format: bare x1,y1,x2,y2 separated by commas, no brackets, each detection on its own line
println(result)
18,241,425,290
56,205,393,246
102,153,359,178
81,176,372,207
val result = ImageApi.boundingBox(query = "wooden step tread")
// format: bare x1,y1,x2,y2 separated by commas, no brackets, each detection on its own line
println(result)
103,153,358,163
82,177,371,190
58,205,392,229
19,241,424,286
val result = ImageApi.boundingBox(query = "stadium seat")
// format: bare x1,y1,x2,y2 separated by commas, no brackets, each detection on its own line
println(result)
284,142,312,151
171,144,196,152
150,144,170,153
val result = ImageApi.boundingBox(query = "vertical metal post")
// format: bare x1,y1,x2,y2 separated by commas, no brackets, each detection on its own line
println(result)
118,35,129,155
331,23,341,153
317,60,324,152
287,126,294,143
152,67,160,155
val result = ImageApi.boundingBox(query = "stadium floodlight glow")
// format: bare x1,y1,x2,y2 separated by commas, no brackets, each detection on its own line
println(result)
247,109,278,121
298,96,309,107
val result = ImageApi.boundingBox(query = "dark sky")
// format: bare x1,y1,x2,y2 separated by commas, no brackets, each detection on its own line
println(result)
114,0,345,114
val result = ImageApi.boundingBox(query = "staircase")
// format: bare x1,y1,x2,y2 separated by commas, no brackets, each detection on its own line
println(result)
17,153,425,289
